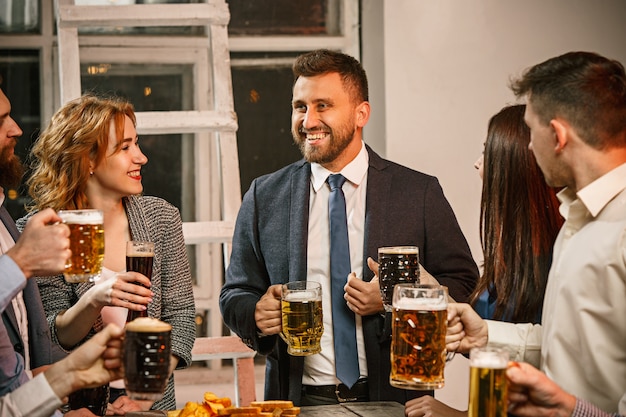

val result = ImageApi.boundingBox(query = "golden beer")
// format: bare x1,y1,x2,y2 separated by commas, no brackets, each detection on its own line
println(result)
280,281,323,356
390,284,448,390
468,347,508,417
59,209,104,283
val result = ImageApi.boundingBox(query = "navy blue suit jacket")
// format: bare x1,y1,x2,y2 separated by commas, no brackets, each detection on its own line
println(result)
220,145,478,404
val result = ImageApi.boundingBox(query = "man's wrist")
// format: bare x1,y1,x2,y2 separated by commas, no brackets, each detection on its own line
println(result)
43,358,76,399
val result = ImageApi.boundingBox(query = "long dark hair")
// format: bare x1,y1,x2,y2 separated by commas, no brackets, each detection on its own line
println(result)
470,104,564,323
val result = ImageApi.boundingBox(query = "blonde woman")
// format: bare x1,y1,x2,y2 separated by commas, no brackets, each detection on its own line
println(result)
18,95,195,412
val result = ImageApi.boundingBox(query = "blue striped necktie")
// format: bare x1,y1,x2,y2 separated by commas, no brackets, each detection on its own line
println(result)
327,174,360,388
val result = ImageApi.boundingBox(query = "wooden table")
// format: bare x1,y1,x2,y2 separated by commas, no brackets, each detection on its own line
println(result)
300,401,405,416
126,401,406,417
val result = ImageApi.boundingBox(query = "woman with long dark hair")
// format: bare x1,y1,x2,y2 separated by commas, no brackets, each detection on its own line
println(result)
472,104,563,323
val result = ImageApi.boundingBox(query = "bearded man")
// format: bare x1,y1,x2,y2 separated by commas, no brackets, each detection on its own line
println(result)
219,49,478,406
0,87,70,398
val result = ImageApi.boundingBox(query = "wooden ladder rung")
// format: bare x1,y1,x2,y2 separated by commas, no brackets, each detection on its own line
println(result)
135,111,238,135
56,3,230,28
191,336,257,407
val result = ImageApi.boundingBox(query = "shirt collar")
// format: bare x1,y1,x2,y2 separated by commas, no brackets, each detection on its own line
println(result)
558,162,626,218
310,141,369,191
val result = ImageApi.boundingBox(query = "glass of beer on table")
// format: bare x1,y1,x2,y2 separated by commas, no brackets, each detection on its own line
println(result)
468,347,509,417
390,284,448,390
58,209,104,283
378,246,420,312
124,317,171,401
280,281,323,356
126,241,155,322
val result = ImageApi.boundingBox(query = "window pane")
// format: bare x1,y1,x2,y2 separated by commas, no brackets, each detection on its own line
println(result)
227,0,340,36
80,63,193,215
0,49,40,219
0,0,40,34
231,54,303,195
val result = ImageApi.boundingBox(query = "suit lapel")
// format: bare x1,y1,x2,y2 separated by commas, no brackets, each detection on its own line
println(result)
0,205,20,243
363,146,392,282
0,205,24,356
288,162,310,283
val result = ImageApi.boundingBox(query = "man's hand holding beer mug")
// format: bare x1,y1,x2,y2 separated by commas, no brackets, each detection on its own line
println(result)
506,362,577,417
445,302,489,354
254,281,325,356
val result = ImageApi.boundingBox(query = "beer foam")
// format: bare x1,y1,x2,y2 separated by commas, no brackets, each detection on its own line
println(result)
59,209,103,224
379,246,419,254
127,242,155,257
283,291,319,302
126,252,154,257
126,317,172,332
394,297,446,310
470,350,508,369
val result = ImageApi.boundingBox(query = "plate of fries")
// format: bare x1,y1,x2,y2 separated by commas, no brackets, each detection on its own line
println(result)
168,393,300,417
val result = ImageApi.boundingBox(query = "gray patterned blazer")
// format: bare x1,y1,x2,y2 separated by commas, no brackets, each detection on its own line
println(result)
17,195,196,410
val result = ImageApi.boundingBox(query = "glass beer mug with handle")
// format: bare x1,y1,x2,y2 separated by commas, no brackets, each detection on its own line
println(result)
124,317,172,401
378,246,420,312
390,284,448,390
280,281,323,356
58,209,105,283
468,347,509,417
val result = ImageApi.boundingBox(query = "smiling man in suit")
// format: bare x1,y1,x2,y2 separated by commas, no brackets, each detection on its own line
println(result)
220,49,478,406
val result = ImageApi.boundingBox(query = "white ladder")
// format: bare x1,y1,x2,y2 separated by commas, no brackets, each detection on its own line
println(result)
54,0,242,348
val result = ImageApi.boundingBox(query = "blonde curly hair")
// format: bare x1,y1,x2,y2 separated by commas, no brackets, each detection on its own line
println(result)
27,94,136,211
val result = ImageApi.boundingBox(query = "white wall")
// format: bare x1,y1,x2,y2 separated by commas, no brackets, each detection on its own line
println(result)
365,0,626,409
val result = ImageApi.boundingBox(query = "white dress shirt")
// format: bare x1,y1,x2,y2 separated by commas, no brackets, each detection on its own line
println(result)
302,141,369,385
487,163,626,414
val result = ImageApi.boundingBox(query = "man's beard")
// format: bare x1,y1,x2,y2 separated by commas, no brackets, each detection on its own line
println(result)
292,122,355,165
0,146,25,189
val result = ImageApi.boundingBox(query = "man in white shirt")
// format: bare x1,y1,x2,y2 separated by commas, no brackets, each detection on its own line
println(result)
446,51,626,416
0,322,124,417
0,87,115,416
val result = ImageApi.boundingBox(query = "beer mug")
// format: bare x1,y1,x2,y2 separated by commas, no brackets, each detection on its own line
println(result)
68,384,110,416
378,246,420,312
126,241,155,322
280,281,323,356
468,347,509,417
58,209,105,283
390,284,448,390
124,317,172,401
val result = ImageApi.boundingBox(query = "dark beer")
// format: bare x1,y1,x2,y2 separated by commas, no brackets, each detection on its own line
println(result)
390,302,447,389
468,348,508,417
68,384,110,416
378,247,420,311
281,297,323,355
59,209,104,283
126,241,154,321
124,317,171,401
